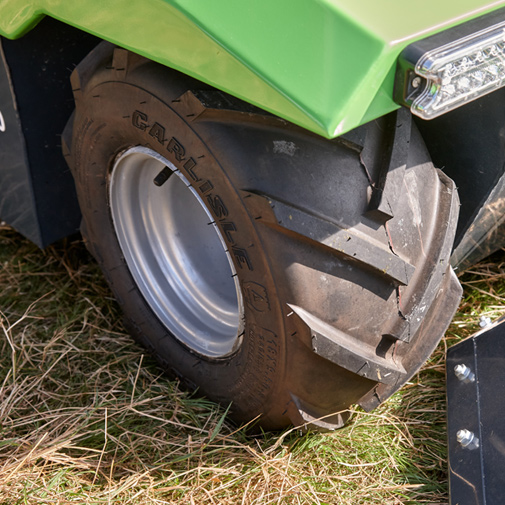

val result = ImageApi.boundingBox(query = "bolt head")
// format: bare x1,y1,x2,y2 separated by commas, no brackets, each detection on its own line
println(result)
454,363,475,383
411,76,422,89
457,429,479,449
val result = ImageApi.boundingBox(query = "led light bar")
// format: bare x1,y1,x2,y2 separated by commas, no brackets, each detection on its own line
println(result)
395,8,505,120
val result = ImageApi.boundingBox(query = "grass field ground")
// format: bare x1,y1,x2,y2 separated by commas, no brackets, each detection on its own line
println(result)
0,223,502,504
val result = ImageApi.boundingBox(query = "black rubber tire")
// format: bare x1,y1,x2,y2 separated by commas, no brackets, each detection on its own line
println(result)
63,43,462,431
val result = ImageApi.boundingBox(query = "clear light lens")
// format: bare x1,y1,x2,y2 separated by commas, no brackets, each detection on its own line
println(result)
412,21,505,119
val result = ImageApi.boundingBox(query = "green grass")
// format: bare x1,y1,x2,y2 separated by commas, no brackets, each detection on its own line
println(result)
0,223,502,504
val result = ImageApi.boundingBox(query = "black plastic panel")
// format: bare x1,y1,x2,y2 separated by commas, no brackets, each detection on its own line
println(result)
0,17,98,246
0,44,39,242
415,87,505,250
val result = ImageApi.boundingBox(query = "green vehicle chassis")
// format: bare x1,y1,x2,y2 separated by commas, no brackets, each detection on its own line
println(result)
1,0,504,138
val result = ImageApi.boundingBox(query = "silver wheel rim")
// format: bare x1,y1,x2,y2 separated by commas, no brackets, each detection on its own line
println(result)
109,146,243,358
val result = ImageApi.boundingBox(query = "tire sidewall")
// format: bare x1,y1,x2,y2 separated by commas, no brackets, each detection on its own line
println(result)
71,80,288,426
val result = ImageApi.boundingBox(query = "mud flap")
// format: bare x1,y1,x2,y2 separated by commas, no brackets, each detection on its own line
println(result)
0,17,98,247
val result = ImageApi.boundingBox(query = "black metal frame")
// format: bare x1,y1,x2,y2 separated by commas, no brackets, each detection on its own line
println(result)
447,318,505,505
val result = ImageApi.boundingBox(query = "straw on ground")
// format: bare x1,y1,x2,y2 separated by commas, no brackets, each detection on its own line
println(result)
0,224,502,504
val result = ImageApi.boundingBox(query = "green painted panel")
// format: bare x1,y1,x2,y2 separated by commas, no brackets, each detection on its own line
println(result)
0,0,504,137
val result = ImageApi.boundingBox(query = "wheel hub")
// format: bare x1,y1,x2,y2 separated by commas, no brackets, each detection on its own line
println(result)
109,146,242,358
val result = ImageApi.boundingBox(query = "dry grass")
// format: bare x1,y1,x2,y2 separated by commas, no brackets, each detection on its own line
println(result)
0,223,502,504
